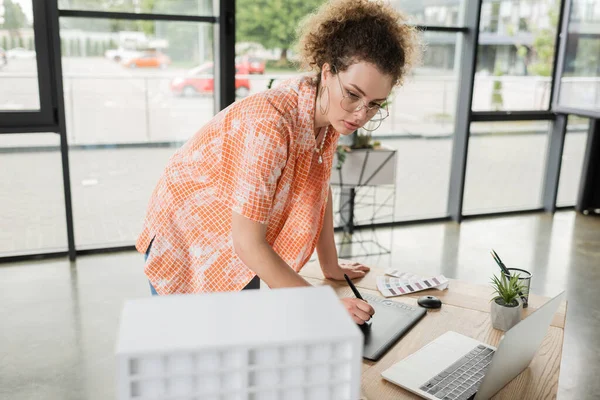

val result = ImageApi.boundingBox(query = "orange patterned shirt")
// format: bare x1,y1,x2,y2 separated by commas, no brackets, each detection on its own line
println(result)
136,76,340,294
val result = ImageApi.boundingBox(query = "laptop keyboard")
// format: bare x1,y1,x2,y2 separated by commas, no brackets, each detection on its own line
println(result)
419,344,495,400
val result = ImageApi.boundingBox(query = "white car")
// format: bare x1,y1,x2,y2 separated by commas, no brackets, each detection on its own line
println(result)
6,47,36,59
104,47,141,62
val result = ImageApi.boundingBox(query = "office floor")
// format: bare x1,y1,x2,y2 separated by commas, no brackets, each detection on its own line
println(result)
0,211,598,400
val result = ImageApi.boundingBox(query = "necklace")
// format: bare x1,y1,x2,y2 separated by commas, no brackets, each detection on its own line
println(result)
314,126,328,164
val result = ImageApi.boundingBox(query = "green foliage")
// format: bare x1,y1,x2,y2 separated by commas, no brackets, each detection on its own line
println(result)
491,68,504,110
1,36,8,50
352,132,373,149
572,39,600,75
265,59,298,72
71,38,80,57
490,273,526,307
513,0,560,77
1,0,28,31
237,0,322,62
335,146,348,170
85,38,92,56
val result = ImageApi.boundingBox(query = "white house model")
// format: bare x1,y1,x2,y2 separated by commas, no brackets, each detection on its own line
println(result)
116,286,363,400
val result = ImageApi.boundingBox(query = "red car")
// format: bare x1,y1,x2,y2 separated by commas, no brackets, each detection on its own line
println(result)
122,51,171,69
170,63,251,98
235,55,266,74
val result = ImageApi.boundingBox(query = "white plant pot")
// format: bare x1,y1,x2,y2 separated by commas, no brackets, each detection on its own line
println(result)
330,147,397,187
490,298,522,331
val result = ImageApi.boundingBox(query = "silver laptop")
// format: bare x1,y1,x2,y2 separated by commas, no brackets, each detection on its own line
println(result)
382,291,565,400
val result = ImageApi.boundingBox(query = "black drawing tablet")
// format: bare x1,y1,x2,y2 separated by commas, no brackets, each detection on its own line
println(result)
359,294,427,361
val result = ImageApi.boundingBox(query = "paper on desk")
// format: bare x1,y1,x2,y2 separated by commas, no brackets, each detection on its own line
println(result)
377,269,449,297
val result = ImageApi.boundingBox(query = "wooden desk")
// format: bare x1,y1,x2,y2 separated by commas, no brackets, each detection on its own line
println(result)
300,262,568,400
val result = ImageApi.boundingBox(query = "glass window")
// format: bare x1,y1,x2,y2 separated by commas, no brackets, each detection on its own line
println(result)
59,18,215,248
0,133,67,256
379,32,460,221
474,0,561,111
58,0,213,16
390,0,467,27
463,121,551,214
0,0,40,110
557,0,600,111
557,116,589,206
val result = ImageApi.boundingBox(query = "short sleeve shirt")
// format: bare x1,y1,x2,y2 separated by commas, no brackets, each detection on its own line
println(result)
136,76,340,294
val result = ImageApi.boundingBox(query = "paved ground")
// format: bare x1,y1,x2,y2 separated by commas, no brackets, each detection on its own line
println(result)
0,130,587,255
0,57,590,254
0,57,562,144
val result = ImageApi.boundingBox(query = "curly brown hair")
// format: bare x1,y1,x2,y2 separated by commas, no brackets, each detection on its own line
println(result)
296,0,421,87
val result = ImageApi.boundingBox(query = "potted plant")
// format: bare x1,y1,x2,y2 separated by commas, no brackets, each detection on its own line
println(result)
490,273,526,331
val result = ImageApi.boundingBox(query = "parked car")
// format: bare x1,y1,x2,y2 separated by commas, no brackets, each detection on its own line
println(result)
0,48,7,68
105,47,141,62
122,51,170,69
235,55,266,74
170,62,251,98
6,47,36,59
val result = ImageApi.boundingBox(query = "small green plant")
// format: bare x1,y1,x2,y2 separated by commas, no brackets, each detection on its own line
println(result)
335,145,349,169
490,273,526,307
352,130,373,149
491,68,504,110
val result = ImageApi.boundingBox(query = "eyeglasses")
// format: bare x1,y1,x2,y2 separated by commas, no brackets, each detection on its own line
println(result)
333,66,389,132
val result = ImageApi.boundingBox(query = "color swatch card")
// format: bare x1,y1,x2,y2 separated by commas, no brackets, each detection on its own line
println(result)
384,269,424,282
377,272,449,298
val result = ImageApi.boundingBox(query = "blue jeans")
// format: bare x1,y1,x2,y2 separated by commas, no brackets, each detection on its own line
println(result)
144,238,260,295
144,239,159,296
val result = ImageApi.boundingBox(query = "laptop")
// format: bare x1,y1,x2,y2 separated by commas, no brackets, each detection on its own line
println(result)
382,291,565,400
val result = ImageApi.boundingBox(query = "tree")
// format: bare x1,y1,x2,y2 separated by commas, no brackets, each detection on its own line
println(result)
506,1,559,107
237,0,323,63
512,1,560,77
1,0,28,40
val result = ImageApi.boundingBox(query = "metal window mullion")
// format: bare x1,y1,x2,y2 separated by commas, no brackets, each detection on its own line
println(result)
48,0,76,260
547,0,568,110
412,25,469,33
542,114,568,212
216,0,235,111
58,9,217,23
471,111,556,122
576,119,600,213
447,0,483,222
551,0,573,111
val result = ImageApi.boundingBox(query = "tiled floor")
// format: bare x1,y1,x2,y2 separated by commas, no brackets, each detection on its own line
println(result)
0,211,598,399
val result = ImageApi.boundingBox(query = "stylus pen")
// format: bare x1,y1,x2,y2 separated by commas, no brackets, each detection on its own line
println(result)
344,274,365,301
344,274,373,325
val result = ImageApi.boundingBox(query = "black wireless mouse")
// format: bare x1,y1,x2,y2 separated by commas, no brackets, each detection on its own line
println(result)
417,295,442,309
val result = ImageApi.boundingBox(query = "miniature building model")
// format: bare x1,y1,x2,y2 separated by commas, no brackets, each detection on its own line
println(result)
116,286,362,400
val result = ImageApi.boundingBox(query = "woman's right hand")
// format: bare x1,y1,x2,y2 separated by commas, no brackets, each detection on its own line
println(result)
341,297,375,325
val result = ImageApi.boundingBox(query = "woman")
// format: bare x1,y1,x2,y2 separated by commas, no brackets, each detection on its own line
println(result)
137,0,419,325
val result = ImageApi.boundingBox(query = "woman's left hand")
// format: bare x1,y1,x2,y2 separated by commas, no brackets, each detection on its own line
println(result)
322,261,370,281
